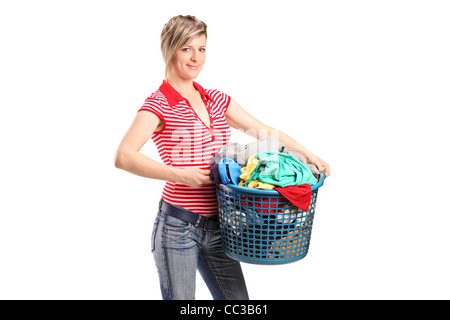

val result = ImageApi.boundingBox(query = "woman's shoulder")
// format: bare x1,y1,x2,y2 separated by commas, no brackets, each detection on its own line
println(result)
205,88,230,102
205,87,231,107
203,87,231,115
139,85,170,113
142,86,171,109
146,88,168,102
205,87,227,95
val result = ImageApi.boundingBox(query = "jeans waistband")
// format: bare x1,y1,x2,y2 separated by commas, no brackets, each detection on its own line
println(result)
158,199,219,231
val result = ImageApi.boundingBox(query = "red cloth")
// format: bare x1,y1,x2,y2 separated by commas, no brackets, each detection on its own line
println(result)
274,184,312,211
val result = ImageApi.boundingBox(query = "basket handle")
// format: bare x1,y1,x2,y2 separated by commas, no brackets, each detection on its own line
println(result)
311,171,326,191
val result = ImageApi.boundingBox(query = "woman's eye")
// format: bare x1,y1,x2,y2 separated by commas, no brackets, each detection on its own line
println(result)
181,47,205,52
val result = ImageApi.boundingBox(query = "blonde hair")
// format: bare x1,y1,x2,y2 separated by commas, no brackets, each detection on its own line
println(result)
160,15,207,79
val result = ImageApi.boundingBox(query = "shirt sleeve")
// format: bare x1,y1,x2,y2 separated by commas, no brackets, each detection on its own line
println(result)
138,96,165,123
221,91,231,114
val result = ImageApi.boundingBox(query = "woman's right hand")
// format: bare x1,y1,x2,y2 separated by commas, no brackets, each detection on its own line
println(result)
176,167,212,188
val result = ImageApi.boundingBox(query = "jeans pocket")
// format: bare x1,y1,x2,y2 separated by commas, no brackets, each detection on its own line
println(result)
164,215,192,231
151,216,160,253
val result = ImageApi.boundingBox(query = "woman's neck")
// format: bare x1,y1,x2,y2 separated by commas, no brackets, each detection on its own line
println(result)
166,77,196,97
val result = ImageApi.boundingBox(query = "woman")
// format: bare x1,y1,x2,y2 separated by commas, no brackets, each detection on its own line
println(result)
115,15,330,300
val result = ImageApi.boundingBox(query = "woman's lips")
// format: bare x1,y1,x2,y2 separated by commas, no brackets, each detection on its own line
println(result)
187,64,199,70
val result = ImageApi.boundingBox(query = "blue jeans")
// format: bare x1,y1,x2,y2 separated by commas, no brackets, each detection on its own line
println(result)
151,210,249,300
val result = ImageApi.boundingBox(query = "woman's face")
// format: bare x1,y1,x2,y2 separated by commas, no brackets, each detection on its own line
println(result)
170,35,206,81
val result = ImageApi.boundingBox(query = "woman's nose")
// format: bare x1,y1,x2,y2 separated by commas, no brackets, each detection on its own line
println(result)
190,51,197,61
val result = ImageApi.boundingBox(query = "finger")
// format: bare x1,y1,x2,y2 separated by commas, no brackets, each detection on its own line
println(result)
200,169,211,175
322,163,330,176
316,163,325,172
199,174,212,186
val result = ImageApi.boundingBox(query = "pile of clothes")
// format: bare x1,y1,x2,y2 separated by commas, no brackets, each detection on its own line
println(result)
211,137,322,211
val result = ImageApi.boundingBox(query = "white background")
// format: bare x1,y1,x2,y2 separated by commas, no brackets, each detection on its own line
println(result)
1,0,449,300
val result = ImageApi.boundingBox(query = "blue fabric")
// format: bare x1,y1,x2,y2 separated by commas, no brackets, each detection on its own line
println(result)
152,210,249,300
218,157,241,185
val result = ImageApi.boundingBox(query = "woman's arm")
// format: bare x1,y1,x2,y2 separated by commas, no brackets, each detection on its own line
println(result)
114,111,212,187
225,99,330,176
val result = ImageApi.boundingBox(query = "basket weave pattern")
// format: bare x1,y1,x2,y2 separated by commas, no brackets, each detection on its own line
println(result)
217,185,319,265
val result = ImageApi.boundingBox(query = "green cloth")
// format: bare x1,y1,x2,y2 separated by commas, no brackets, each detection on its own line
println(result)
245,152,318,187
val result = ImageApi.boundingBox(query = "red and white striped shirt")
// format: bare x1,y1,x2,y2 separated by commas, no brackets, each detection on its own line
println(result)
138,81,231,215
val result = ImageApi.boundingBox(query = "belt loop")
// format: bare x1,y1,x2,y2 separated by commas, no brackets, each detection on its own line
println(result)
203,219,209,231
158,198,163,211
194,215,201,228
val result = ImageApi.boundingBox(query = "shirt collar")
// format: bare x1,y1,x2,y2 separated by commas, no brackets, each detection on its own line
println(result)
159,80,211,107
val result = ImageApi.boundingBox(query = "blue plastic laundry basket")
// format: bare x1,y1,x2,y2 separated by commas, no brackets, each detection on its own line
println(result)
216,173,326,265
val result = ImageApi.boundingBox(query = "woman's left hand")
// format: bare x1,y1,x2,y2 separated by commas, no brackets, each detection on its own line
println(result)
307,153,330,177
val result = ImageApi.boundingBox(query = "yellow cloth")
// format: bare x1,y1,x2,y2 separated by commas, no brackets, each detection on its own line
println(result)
239,154,259,182
239,154,258,186
239,154,276,189
247,180,276,189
